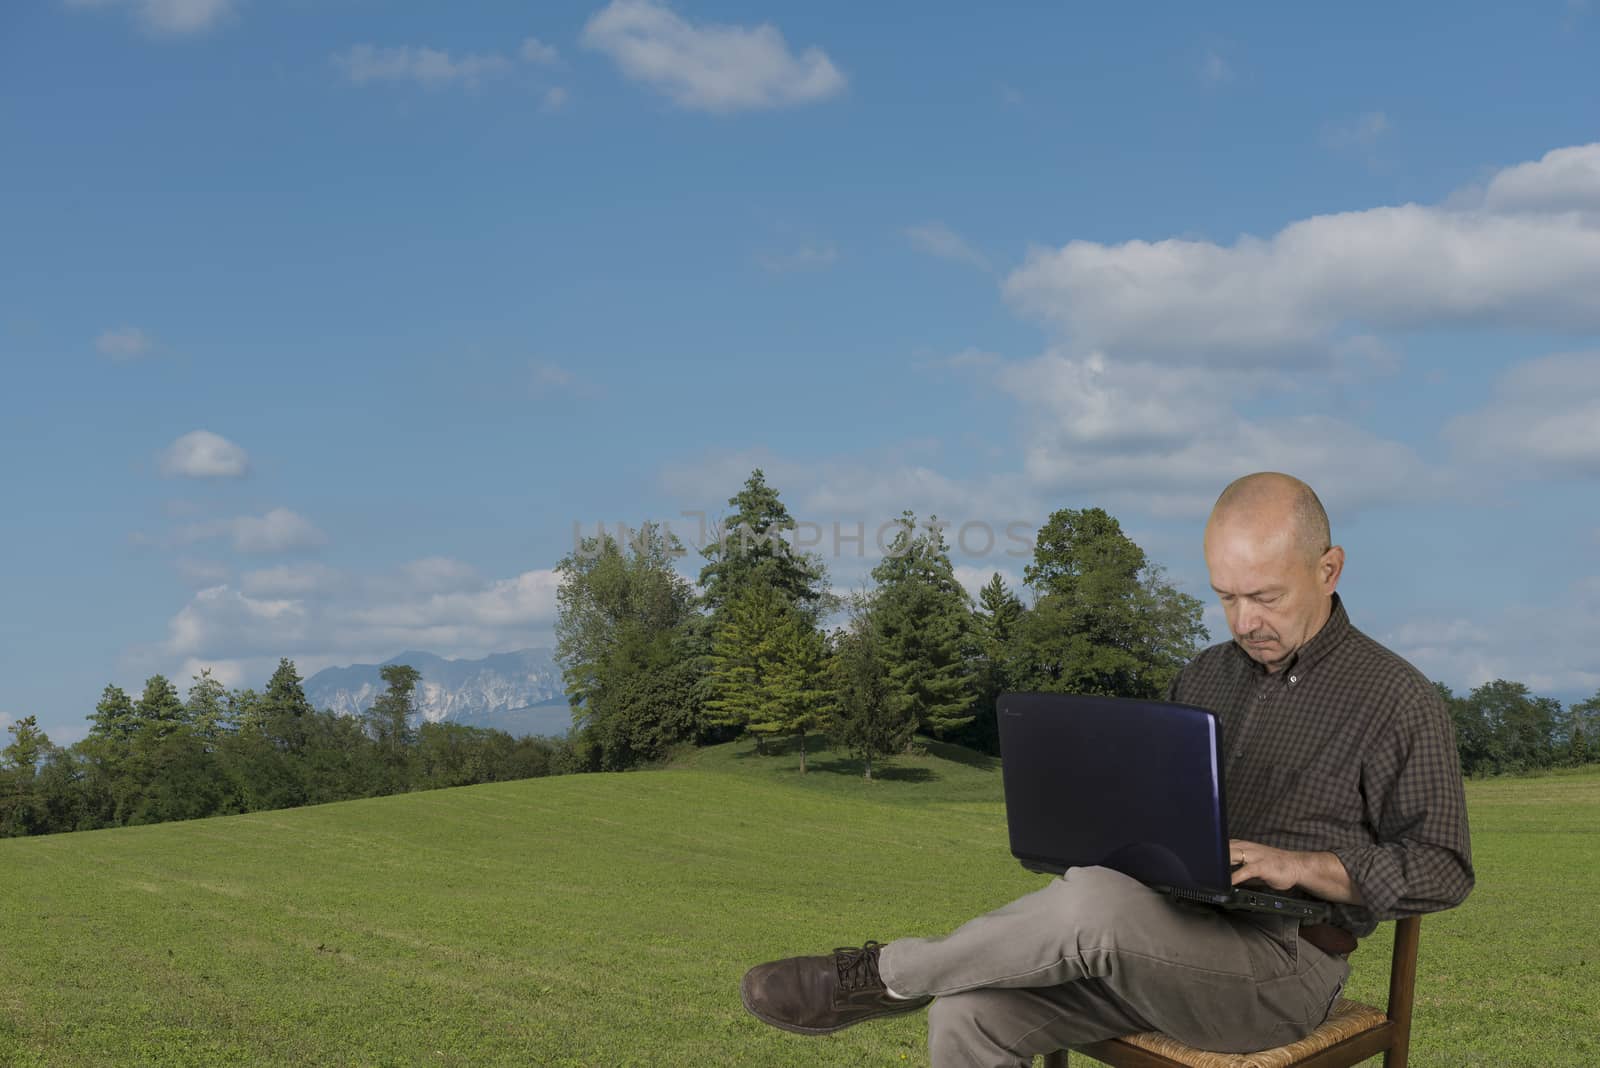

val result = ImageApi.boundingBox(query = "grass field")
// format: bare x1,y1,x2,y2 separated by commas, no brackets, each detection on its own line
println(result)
2,738,1597,1066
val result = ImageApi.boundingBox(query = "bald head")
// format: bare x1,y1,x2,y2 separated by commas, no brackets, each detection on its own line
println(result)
1208,472,1331,566
1203,472,1342,673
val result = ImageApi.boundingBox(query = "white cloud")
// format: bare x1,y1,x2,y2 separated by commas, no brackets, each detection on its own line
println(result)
160,429,250,479
181,508,326,554
66,0,233,36
240,563,344,598
756,242,838,273
1003,142,1600,364
96,326,155,360
334,44,514,89
162,564,560,665
520,36,560,65
1386,593,1600,699
904,222,991,271
542,86,570,113
1443,351,1600,476
582,0,846,113
991,348,1440,519
1480,143,1600,215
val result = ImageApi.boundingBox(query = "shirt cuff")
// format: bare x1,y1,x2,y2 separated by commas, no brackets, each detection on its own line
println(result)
1329,843,1405,918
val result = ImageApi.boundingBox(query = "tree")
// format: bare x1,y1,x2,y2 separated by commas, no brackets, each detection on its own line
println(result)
555,520,705,769
697,469,831,623
132,675,190,743
957,573,1026,753
1,716,51,836
186,668,231,744
749,605,830,773
828,607,918,781
869,513,975,740
368,664,421,757
88,684,137,745
1571,691,1600,766
1455,680,1559,775
1010,507,1206,699
260,659,315,757
704,581,787,751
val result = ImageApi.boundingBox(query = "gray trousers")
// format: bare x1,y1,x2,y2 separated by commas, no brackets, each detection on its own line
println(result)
876,866,1350,1068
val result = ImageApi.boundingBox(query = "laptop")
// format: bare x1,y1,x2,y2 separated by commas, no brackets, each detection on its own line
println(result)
996,691,1331,924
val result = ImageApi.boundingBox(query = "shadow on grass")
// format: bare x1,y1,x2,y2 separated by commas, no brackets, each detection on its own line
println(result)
804,759,937,783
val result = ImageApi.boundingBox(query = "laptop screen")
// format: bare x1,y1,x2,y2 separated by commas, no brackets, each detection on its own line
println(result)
996,692,1232,893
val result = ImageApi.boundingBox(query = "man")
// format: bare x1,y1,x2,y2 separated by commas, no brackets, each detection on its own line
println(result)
740,472,1474,1065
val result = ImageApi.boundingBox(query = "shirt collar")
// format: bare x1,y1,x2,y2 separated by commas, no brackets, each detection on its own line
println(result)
1229,591,1351,679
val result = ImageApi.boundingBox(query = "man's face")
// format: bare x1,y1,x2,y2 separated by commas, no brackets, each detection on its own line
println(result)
1203,518,1337,673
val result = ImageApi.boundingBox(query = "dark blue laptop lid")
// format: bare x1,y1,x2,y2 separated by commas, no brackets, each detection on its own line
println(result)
996,691,1232,893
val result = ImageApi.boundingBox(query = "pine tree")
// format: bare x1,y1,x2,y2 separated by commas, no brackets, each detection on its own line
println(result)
186,668,231,744
88,684,137,744
959,572,1026,752
132,675,189,744
828,609,917,781
368,664,421,756
261,659,315,756
703,581,784,749
751,608,829,773
698,469,830,622
869,512,975,740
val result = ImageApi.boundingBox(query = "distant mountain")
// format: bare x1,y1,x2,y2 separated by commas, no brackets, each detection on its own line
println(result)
303,649,575,739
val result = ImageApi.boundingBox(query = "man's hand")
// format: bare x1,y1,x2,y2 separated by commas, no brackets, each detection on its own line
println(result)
1229,839,1363,905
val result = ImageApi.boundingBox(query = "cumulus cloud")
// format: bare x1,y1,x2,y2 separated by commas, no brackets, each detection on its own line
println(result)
160,430,249,479
163,563,560,665
1443,351,1600,476
335,44,514,88
181,508,326,554
988,348,1442,518
1385,587,1600,699
65,0,233,36
904,222,991,271
96,326,155,360
582,0,846,113
239,563,344,598
1003,142,1600,364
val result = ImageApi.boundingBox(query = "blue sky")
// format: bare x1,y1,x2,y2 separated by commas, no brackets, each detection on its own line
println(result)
3,0,1598,746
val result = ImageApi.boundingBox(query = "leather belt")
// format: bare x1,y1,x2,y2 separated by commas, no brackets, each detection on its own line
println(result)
1299,923,1358,957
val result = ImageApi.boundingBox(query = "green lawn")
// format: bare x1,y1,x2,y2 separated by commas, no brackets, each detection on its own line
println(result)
2,739,1596,1066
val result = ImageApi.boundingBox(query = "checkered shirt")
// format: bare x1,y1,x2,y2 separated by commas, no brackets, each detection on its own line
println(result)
1169,592,1475,937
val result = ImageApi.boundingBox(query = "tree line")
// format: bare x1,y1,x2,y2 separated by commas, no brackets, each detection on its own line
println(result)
555,470,1209,777
6,469,1594,836
555,469,1600,780
0,660,569,838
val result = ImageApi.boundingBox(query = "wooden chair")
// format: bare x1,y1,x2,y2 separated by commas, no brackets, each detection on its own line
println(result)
1041,916,1422,1068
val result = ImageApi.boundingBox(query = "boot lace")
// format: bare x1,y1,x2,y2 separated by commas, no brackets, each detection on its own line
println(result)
832,940,886,993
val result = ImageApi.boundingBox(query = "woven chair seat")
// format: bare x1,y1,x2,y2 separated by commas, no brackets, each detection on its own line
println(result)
1105,999,1390,1068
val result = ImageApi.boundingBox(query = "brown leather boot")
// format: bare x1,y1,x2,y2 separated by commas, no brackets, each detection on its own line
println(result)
740,940,933,1035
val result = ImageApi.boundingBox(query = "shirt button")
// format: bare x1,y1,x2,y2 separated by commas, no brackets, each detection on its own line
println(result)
1289,675,1298,684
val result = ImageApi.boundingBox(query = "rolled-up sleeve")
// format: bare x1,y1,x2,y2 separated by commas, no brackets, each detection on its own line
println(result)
1330,678,1474,920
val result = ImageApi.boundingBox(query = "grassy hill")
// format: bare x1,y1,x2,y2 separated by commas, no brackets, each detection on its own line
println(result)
2,737,1597,1066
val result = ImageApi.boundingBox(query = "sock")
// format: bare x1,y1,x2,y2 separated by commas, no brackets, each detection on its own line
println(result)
884,985,914,1000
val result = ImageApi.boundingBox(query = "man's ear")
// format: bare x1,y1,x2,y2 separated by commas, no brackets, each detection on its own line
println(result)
1319,545,1345,592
